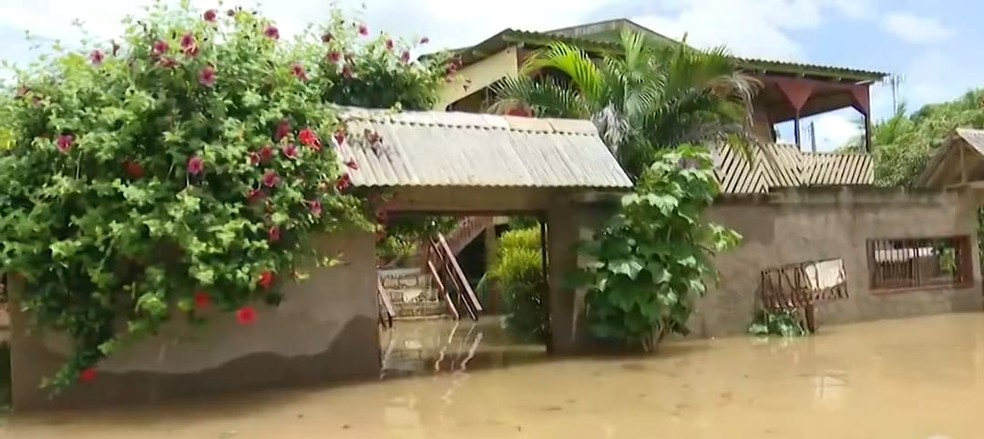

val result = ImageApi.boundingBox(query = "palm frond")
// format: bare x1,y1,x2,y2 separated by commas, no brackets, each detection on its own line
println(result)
487,75,588,118
521,42,605,105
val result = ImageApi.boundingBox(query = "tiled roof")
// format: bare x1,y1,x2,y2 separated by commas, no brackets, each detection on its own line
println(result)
335,108,633,189
714,143,874,194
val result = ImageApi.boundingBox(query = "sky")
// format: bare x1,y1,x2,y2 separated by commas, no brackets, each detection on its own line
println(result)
0,0,976,151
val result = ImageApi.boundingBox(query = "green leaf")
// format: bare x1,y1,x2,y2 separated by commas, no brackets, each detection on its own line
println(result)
608,259,645,279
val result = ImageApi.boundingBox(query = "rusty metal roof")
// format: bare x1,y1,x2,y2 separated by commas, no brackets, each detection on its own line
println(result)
335,108,633,188
714,143,874,194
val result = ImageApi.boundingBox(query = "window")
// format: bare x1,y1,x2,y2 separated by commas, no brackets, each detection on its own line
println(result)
866,236,973,291
759,258,848,311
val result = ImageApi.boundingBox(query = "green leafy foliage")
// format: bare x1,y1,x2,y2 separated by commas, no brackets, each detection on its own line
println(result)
490,31,761,178
578,146,741,351
746,310,807,337
485,227,548,342
0,3,448,391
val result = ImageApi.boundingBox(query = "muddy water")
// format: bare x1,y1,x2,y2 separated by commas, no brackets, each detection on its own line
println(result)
5,314,984,438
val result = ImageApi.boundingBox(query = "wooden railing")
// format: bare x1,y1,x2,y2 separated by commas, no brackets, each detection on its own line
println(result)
377,278,395,329
427,233,482,320
444,216,495,255
427,260,459,319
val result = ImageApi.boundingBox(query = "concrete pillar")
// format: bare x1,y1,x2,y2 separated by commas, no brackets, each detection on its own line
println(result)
483,225,499,313
545,200,617,354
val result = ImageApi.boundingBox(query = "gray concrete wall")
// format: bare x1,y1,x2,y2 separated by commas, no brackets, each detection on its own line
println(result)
692,187,983,338
9,232,380,411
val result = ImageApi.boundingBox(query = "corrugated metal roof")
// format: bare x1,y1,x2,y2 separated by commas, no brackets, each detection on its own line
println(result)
335,108,633,188
446,27,887,82
714,143,874,194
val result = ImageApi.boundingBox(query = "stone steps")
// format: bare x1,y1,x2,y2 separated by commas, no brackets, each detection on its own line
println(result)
379,268,448,319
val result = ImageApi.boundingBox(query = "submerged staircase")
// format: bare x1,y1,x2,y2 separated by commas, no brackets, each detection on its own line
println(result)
377,216,492,327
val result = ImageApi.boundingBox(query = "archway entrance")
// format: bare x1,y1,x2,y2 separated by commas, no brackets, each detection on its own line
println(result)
338,108,632,354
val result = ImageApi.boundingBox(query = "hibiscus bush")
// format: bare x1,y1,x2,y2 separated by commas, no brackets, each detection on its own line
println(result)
0,3,448,391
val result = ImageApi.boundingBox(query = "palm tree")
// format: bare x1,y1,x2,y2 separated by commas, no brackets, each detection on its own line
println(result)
489,31,761,178
840,102,912,153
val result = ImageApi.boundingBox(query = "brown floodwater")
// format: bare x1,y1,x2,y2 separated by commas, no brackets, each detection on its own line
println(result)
3,313,984,438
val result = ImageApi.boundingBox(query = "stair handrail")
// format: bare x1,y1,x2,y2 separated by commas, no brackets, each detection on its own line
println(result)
427,260,459,319
436,233,483,319
376,278,395,329
445,216,495,255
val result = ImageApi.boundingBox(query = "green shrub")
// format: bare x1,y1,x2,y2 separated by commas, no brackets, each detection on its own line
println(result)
577,146,741,352
0,2,449,391
747,309,807,337
488,227,547,342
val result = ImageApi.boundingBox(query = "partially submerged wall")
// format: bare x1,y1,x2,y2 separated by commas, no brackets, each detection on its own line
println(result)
693,187,983,337
9,232,380,411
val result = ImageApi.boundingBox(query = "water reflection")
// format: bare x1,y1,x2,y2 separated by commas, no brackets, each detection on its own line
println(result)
379,317,546,379
5,313,984,438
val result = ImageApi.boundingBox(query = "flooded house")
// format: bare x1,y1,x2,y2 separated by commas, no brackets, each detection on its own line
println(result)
6,18,984,416
432,18,982,337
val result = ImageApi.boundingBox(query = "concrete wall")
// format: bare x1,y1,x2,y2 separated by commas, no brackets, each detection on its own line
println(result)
692,187,983,338
9,232,380,411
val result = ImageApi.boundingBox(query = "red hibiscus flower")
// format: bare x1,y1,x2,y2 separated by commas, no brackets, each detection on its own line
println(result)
264,26,280,39
341,64,354,79
345,159,358,170
335,173,351,192
384,39,394,50
247,188,265,204
259,145,275,162
257,271,275,289
249,151,261,166
180,33,196,53
374,209,388,224
291,63,308,81
327,51,341,63
199,66,216,87
236,306,257,325
56,135,74,153
203,9,218,22
194,291,211,309
298,128,321,150
282,143,298,159
357,24,368,36
187,155,204,176
90,50,104,65
400,51,411,63
419,36,430,44
262,170,280,188
124,160,144,179
274,119,291,142
268,226,281,243
507,107,532,117
333,129,346,146
309,200,323,217
321,32,333,43
79,368,98,383
152,40,169,55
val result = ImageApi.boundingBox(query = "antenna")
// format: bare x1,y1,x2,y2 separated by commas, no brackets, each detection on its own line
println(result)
888,75,905,109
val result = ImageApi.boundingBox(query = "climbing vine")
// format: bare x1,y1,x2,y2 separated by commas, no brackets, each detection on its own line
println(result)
578,146,742,351
0,3,448,391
